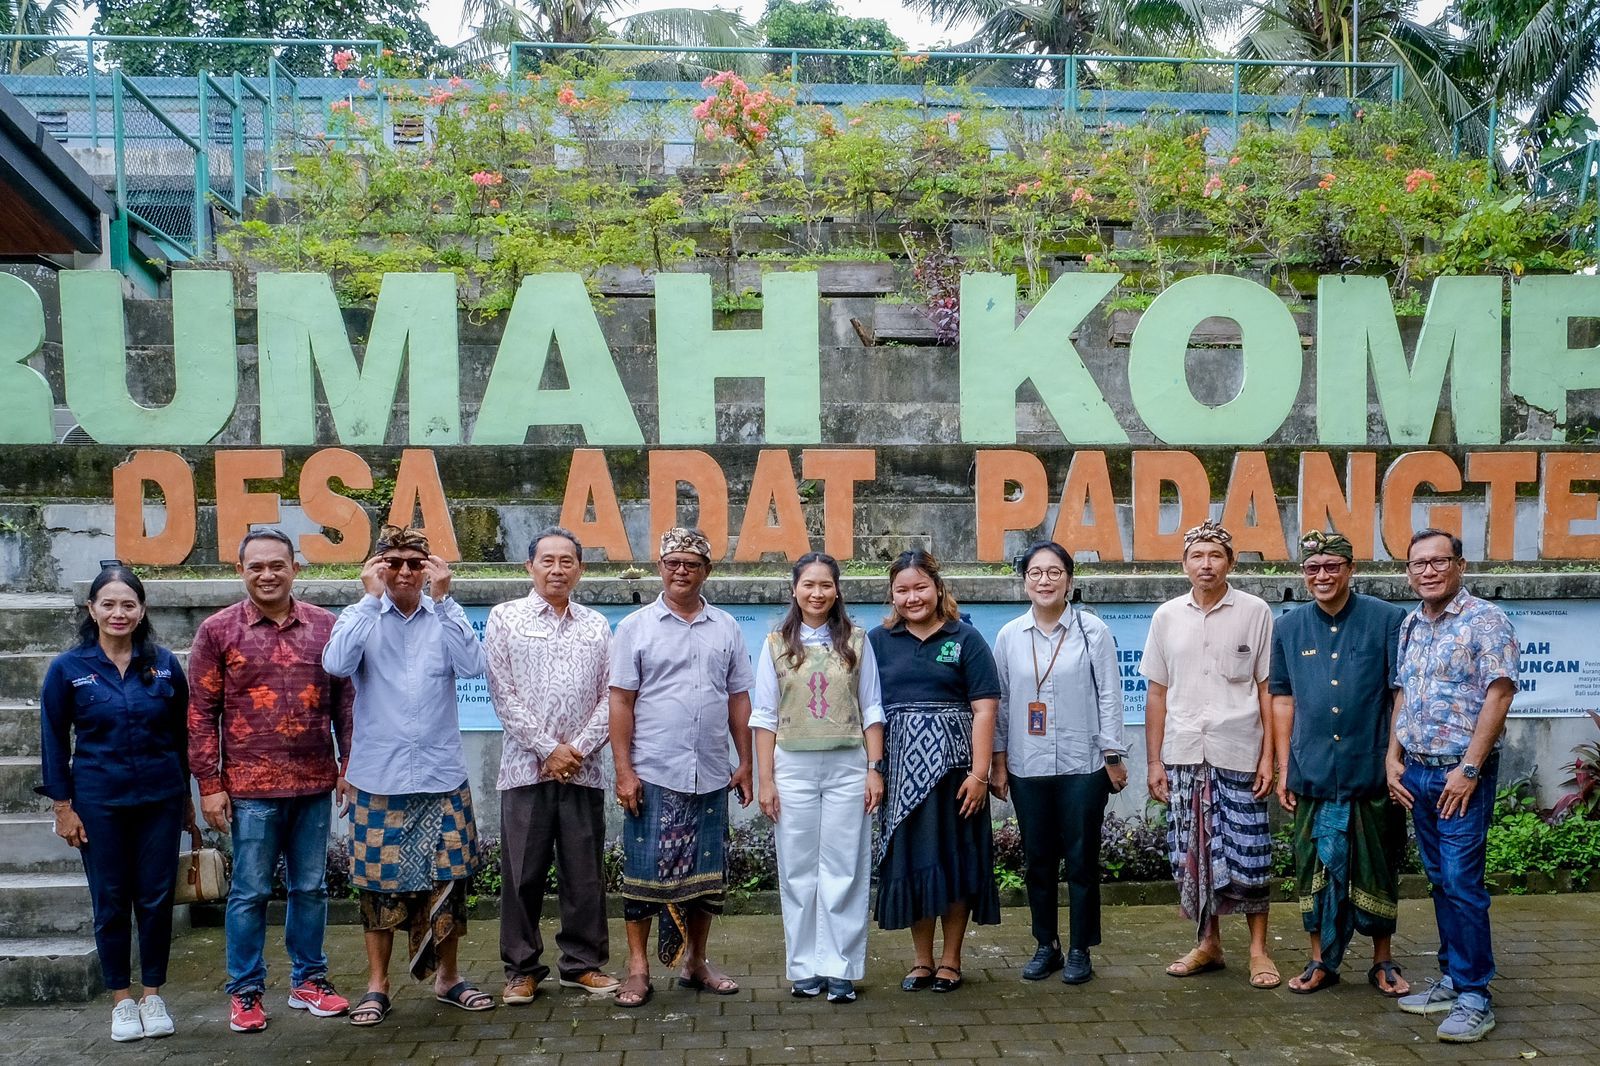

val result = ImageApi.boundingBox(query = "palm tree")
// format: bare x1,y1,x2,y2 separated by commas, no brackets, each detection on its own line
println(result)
455,0,760,74
1232,0,1472,141
1446,0,1600,147
0,0,83,74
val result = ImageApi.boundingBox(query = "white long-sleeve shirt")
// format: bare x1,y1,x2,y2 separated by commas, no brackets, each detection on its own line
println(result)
750,623,885,734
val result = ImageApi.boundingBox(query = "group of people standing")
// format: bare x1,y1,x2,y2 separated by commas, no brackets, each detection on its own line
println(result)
36,518,1515,1046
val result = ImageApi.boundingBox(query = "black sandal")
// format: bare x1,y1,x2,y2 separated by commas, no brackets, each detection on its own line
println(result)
1368,960,1407,997
932,965,963,993
1288,961,1340,995
349,991,390,1027
900,965,934,992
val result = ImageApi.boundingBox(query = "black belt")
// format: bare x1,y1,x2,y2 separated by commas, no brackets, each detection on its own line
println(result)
1404,751,1462,768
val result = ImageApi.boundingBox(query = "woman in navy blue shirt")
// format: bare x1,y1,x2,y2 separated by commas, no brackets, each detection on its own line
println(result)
38,564,191,1043
868,550,1002,994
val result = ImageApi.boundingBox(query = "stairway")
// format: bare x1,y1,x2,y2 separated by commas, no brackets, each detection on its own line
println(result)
0,595,101,1003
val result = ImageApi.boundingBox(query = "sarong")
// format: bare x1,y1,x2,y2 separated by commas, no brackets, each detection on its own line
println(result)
874,701,973,868
348,782,479,980
621,782,728,966
1292,796,1403,970
1167,764,1272,933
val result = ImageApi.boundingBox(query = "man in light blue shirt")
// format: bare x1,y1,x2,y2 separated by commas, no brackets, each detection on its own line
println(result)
322,525,490,1026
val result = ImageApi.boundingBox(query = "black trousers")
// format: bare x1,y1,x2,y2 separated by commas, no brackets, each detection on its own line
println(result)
1009,770,1111,952
76,796,185,990
499,781,609,982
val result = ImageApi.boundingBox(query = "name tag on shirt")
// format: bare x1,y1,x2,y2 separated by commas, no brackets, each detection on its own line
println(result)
1028,701,1047,735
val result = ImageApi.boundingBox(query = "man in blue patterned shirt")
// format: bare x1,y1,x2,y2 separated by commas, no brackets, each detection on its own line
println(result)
1386,528,1517,1043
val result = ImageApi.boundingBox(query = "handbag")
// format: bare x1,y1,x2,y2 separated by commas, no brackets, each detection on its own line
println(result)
173,821,230,905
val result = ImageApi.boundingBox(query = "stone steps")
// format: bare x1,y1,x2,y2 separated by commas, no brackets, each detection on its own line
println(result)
0,700,40,756
0,755,48,813
0,594,79,653
0,872,94,936
0,653,53,703
0,812,84,872
0,937,101,1003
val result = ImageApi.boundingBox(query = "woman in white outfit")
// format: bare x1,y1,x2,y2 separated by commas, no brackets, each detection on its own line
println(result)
753,552,886,1003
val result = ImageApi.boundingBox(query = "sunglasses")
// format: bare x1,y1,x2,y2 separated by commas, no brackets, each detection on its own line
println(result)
383,558,427,572
1301,561,1349,576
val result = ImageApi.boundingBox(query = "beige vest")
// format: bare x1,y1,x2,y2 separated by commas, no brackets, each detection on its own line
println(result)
770,629,864,751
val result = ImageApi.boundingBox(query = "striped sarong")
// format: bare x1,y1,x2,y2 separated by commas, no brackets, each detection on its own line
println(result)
1167,764,1272,932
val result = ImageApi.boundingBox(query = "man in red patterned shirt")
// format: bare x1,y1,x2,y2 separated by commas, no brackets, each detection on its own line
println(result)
189,529,355,1034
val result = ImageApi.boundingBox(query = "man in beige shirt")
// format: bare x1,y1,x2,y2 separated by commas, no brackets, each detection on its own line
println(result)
1141,522,1279,990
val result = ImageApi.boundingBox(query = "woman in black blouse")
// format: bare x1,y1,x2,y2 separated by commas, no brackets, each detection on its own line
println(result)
38,564,191,1042
867,550,1002,993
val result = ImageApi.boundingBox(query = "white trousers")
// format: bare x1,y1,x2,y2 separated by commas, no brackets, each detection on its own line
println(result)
773,746,871,981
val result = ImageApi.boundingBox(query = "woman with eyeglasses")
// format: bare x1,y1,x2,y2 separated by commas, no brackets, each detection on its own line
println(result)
990,542,1127,986
869,549,1002,994
37,564,192,1042
752,552,885,1004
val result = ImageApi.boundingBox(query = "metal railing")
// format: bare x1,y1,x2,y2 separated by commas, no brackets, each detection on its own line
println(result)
509,41,1404,139
1531,138,1600,255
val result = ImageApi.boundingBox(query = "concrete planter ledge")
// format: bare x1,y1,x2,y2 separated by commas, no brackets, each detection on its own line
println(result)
188,872,1598,928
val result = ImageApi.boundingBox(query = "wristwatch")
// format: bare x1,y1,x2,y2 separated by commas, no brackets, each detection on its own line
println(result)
1103,753,1122,766
868,759,887,775
1460,762,1480,781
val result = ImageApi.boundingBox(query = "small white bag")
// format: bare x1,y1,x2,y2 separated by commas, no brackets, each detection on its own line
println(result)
173,822,230,905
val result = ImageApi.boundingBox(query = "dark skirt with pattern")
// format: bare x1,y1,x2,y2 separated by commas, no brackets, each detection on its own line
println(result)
873,768,1002,931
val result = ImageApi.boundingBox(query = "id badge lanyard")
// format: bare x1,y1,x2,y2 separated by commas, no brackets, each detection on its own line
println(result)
1028,611,1102,737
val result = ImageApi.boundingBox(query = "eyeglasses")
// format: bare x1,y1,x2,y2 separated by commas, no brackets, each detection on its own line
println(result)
1406,556,1460,575
1024,567,1067,582
661,558,706,573
1301,561,1349,576
383,558,426,572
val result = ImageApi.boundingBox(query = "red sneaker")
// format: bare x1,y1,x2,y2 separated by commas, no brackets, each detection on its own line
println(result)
229,990,268,1033
287,977,350,1017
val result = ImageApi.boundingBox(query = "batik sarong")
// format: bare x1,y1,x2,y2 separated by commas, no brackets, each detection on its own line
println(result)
621,782,728,966
1167,764,1272,933
1292,796,1403,970
349,782,479,980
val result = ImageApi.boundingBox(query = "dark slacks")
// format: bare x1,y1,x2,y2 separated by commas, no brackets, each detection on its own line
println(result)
499,781,610,982
76,796,185,990
1009,769,1111,952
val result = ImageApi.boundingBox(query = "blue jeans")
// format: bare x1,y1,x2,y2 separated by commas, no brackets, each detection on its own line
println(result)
226,794,332,995
1403,757,1497,1001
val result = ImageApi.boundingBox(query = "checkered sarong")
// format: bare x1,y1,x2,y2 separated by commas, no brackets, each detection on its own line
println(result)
349,782,479,892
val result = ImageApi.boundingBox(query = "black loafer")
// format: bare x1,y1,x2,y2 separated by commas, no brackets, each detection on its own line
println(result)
1022,945,1064,981
932,966,963,993
1062,948,1094,985
901,965,934,992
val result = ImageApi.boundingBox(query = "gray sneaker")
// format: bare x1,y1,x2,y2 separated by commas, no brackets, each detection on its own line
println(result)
1398,976,1458,1016
1437,999,1495,1042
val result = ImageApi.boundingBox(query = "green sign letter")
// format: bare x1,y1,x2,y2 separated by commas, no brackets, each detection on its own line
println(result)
959,272,1127,444
1509,275,1600,435
60,270,236,444
1317,275,1501,444
655,272,820,444
472,274,643,445
258,272,459,445
0,273,52,443
1128,275,1301,444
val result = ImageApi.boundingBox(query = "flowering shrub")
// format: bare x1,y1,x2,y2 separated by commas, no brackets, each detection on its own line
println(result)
693,71,792,155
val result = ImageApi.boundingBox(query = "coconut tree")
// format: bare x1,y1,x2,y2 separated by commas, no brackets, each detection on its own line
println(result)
0,0,83,74
455,0,760,74
1447,0,1600,147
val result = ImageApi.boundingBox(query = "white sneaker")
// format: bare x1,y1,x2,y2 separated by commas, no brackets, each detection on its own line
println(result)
110,998,144,1042
140,994,175,1038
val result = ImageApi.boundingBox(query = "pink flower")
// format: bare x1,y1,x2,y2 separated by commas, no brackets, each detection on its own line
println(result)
1404,168,1437,194
488,198,500,209
692,100,711,120
1236,183,1246,193
848,117,863,126
470,171,503,187
330,99,351,112
357,78,372,91
945,112,961,123
1070,187,1093,206
448,76,464,89
702,123,720,141
1203,174,1224,199
332,49,355,72
1228,155,1240,167
557,85,578,107
1318,173,1336,190
487,101,500,112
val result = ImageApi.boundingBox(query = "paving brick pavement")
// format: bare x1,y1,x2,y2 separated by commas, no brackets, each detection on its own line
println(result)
3,895,1597,1065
